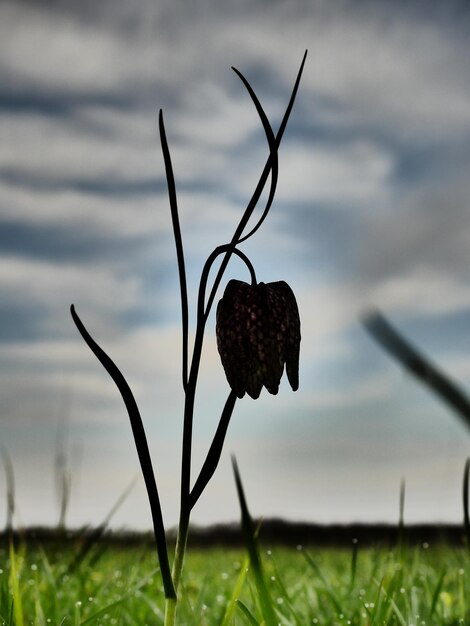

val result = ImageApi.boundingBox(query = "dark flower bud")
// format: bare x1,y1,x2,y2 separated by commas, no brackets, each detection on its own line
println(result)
216,279,300,399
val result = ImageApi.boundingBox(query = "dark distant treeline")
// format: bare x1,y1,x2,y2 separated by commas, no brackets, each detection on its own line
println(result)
188,519,467,548
1,520,467,549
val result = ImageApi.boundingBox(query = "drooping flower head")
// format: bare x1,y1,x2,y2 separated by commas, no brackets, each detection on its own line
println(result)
216,279,300,399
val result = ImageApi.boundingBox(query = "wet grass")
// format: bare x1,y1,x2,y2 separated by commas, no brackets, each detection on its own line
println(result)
0,538,468,625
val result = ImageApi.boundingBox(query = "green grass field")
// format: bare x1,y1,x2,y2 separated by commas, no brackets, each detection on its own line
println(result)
1,537,468,625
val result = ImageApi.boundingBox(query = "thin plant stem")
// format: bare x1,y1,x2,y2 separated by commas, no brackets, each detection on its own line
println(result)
166,56,307,624
178,245,256,506
164,598,177,626
177,53,306,521
75,53,306,626
164,249,256,625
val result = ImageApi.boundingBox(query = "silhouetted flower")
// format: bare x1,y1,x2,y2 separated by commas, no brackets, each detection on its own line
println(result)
216,280,300,399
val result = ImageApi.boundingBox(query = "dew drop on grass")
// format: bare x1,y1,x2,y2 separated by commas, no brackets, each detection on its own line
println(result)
30,564,37,571
221,571,229,580
296,544,303,551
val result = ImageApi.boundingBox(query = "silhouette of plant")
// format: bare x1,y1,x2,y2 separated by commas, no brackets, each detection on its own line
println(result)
71,51,306,625
363,309,470,553
363,309,470,431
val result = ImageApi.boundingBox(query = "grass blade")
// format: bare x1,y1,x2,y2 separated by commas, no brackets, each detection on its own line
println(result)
303,551,343,616
429,569,446,618
236,599,260,625
79,598,126,625
268,552,303,626
68,476,138,573
232,457,277,626
219,555,250,626
9,540,24,626
375,577,407,626
463,458,470,550
350,538,358,590
368,575,386,623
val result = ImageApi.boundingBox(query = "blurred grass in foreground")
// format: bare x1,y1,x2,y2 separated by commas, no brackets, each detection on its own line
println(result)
0,539,468,625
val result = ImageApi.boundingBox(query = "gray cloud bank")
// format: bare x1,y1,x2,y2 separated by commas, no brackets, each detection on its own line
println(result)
1,0,470,528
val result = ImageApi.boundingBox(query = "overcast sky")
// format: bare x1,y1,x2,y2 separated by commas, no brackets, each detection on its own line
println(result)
1,0,470,532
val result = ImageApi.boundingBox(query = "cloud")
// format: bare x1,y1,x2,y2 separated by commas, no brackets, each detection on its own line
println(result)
366,267,470,317
0,2,168,95
276,139,395,205
1,0,470,528
0,254,146,340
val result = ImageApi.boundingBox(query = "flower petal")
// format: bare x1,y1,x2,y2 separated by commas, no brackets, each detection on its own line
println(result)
268,281,300,391
216,279,300,398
